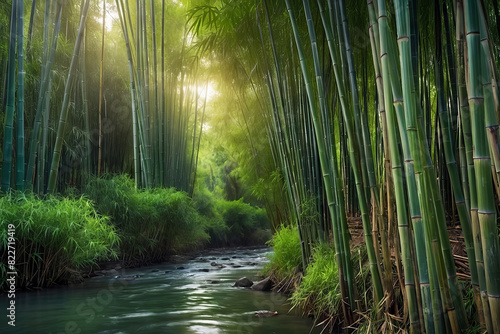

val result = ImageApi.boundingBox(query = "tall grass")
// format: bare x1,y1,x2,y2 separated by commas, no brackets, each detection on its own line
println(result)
262,225,303,282
290,244,340,319
0,193,118,289
84,175,209,266
290,244,370,329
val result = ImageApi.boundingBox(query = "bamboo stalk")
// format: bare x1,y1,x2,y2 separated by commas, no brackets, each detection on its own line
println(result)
15,0,25,192
1,1,17,192
464,0,500,331
47,0,91,193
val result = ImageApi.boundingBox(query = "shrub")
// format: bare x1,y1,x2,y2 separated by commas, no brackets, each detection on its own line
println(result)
262,224,303,281
193,190,271,247
0,193,118,289
193,187,218,218
216,198,270,247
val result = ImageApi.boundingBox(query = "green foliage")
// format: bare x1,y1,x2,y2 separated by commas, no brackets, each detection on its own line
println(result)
216,198,270,246
193,187,271,247
262,225,303,280
85,175,209,266
461,280,482,334
290,244,340,317
83,174,134,228
0,192,118,289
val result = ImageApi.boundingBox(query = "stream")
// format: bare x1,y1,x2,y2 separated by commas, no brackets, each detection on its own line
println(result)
2,247,322,333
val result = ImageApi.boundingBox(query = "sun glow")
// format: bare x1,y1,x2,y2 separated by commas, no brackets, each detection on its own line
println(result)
98,1,118,32
199,81,219,103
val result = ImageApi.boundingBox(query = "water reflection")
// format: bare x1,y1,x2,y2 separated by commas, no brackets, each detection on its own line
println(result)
3,248,321,333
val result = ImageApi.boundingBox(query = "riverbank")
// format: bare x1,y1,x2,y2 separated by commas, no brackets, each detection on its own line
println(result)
262,222,479,333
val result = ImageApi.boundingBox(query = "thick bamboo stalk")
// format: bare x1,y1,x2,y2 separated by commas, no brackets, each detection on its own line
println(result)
394,1,469,332
464,1,500,331
317,0,385,304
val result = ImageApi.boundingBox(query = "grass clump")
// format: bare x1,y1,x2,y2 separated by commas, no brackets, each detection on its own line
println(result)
123,188,209,265
85,175,209,266
292,244,370,330
0,193,118,289
290,244,340,318
262,224,303,282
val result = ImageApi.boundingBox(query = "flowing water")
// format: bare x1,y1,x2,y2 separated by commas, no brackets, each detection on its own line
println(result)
2,247,322,333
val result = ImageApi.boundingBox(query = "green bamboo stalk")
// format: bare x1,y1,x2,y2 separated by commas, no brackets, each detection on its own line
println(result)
81,26,91,180
26,3,62,191
378,1,435,331
316,0,384,305
257,3,310,268
394,0,465,331
26,0,36,54
464,1,500,331
15,0,25,192
47,0,91,193
98,0,105,175
1,1,17,193
454,3,490,329
38,78,51,194
477,6,500,199
285,0,358,322
441,1,458,135
435,1,479,325
119,0,141,187
432,3,471,329
368,1,420,330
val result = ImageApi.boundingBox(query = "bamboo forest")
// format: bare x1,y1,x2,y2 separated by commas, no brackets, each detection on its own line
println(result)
1,0,500,333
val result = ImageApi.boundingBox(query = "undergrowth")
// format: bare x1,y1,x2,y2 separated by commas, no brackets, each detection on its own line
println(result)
85,175,270,265
193,188,272,247
85,175,209,266
290,243,340,318
263,225,372,332
262,224,303,282
0,175,272,289
0,193,118,289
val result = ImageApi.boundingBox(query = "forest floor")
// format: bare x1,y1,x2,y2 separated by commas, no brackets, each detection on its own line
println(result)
347,217,471,281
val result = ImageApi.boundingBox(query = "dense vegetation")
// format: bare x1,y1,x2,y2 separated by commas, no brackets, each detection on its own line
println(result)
0,193,119,289
1,175,270,289
1,0,500,333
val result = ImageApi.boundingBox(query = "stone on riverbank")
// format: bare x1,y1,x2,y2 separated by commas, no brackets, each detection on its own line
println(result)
251,277,273,291
233,277,253,287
